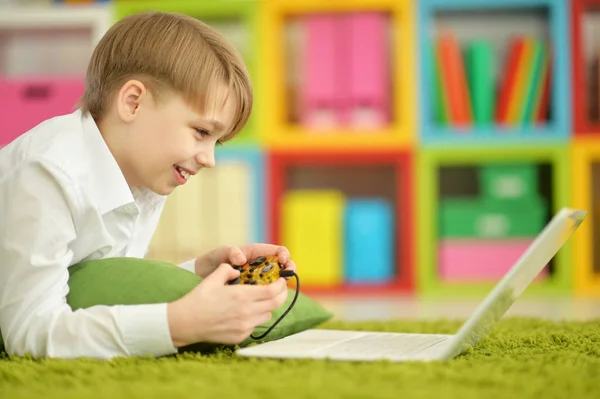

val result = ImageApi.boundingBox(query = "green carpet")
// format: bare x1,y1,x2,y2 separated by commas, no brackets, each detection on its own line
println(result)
1,318,599,399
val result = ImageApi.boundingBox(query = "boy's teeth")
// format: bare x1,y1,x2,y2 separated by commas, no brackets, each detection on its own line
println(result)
176,166,190,180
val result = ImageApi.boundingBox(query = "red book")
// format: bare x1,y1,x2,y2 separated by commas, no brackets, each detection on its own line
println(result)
437,32,472,127
496,37,526,124
535,49,552,124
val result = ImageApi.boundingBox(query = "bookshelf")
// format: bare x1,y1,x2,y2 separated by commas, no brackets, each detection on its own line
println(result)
0,4,112,146
417,144,571,296
418,0,570,146
572,138,600,295
572,0,600,135
258,0,416,150
267,149,414,295
2,0,598,297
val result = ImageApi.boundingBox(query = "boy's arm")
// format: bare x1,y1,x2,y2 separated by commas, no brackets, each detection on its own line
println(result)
0,160,177,359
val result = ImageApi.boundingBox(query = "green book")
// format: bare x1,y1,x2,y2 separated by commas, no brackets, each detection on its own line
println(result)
438,198,547,238
466,41,495,126
479,163,538,203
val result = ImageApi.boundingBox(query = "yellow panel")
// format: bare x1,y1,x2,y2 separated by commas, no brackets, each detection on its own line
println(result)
572,138,600,296
282,190,345,286
258,0,415,150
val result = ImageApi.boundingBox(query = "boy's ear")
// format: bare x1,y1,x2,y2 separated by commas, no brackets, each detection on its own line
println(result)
117,79,147,122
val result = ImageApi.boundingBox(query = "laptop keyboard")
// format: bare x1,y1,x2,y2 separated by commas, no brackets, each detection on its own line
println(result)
316,333,451,358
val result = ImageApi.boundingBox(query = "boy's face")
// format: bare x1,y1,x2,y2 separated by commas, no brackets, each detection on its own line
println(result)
113,80,237,195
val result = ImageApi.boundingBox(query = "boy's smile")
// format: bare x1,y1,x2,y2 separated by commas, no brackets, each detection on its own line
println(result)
173,164,195,185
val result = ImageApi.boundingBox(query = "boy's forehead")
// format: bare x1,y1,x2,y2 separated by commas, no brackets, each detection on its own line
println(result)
189,94,237,129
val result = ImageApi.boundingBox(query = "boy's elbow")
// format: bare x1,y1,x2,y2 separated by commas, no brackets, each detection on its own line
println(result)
2,323,48,358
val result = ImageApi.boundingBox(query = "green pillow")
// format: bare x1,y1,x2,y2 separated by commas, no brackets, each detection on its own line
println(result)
0,257,333,355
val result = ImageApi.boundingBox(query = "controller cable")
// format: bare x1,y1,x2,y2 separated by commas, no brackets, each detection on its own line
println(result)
250,270,299,340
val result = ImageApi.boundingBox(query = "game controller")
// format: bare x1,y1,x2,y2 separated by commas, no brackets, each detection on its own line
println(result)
227,255,300,340
227,255,294,286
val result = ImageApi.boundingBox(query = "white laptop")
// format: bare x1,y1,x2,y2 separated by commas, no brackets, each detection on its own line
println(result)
236,207,587,363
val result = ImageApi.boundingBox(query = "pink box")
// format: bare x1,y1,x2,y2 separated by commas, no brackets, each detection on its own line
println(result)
340,12,390,127
438,239,549,282
299,14,343,128
0,77,84,146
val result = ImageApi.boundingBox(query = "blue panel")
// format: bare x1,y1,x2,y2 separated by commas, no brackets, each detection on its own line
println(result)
417,0,571,146
215,146,265,244
343,198,394,283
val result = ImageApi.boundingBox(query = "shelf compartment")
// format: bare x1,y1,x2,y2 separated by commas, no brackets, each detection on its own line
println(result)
418,0,570,145
260,0,416,150
571,138,600,296
417,144,571,297
267,148,414,294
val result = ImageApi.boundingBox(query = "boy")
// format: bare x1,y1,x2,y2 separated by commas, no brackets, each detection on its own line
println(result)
0,11,295,359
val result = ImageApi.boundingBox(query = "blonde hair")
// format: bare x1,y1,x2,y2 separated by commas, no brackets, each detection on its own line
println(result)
79,11,252,139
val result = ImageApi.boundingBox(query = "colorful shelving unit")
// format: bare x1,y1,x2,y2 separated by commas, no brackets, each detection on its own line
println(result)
258,0,416,150
417,144,571,296
572,0,600,135
0,4,112,146
572,140,600,297
418,0,570,145
3,0,597,297
571,0,600,296
267,149,414,295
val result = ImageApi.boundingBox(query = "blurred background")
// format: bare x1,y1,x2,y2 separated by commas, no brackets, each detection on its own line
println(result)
1,0,599,322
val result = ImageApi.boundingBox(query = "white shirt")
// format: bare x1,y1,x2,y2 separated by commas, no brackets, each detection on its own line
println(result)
0,109,196,359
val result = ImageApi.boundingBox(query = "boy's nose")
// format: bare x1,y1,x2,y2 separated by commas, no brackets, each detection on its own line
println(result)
195,150,215,168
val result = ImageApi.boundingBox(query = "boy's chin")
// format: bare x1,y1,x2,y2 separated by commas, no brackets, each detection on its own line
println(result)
144,180,177,196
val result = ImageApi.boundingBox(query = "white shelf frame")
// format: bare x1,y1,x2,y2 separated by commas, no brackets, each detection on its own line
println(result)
0,3,113,46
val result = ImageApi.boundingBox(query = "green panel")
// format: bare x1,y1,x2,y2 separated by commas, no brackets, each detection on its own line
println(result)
479,163,539,203
113,0,260,147
439,197,547,238
417,144,572,298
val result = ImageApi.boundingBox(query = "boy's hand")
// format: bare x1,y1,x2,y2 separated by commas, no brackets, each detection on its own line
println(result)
167,263,289,347
194,244,297,278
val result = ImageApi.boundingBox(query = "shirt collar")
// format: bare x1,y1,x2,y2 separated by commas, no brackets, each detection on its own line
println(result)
78,109,164,215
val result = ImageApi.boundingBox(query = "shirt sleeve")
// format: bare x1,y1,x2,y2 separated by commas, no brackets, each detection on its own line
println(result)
177,259,197,274
0,160,177,359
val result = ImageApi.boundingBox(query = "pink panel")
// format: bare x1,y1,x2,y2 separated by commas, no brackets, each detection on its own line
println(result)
299,14,343,128
438,239,549,281
0,77,84,146
340,12,390,127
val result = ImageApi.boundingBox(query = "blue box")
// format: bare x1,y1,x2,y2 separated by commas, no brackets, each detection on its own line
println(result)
343,198,394,283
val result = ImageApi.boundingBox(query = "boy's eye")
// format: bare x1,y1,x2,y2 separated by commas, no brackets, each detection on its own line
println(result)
194,128,209,138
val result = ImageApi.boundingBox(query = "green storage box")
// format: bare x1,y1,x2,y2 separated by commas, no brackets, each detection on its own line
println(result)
438,197,547,238
479,164,538,203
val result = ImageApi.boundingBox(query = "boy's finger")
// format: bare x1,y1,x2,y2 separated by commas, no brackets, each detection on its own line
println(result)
228,246,247,266
275,246,291,265
237,278,287,301
239,243,289,264
252,289,288,314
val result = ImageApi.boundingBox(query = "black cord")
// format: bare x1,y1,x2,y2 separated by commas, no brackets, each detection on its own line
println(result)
250,271,299,340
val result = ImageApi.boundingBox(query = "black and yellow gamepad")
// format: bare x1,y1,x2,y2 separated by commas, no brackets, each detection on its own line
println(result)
227,255,294,285
226,255,299,340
